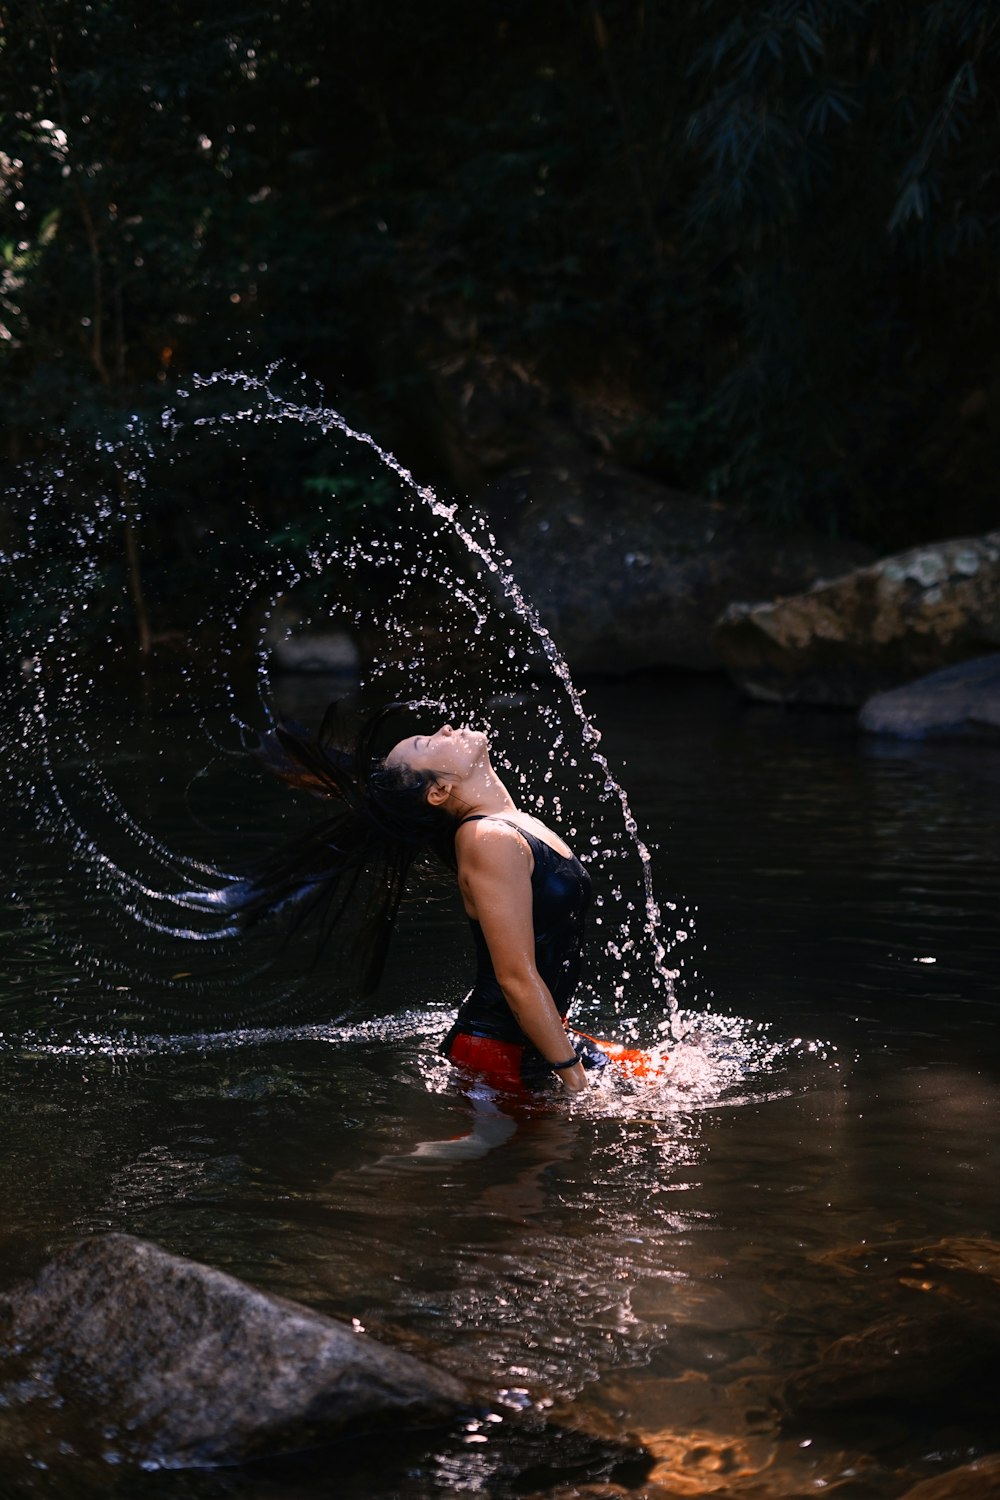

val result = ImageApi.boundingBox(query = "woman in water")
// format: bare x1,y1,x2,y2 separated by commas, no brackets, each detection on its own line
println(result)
206,704,602,1096
383,720,595,1096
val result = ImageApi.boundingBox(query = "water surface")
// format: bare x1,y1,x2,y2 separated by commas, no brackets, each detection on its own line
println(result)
2,676,999,1498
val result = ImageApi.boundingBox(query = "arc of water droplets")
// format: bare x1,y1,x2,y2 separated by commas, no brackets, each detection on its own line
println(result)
421,499,674,996
24,689,244,938
191,369,678,1007
11,685,342,1013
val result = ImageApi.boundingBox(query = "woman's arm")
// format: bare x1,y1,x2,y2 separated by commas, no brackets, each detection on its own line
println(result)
456,825,588,1093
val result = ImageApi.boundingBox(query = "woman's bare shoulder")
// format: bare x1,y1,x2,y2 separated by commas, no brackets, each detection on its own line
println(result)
464,811,572,860
455,817,532,868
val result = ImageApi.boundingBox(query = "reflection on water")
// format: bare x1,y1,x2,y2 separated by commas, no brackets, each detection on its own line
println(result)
1,679,999,1497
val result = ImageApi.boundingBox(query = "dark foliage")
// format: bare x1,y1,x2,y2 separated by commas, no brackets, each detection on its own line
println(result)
2,0,998,640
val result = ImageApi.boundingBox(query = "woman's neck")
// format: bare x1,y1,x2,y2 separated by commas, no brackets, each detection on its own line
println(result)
451,764,517,821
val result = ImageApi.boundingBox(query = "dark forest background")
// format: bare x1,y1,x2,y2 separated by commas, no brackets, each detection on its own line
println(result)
2,0,998,654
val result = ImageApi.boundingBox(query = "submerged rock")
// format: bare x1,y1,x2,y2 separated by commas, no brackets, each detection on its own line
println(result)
0,1234,468,1468
783,1234,1000,1420
782,1308,996,1413
715,532,1000,705
817,1233,1000,1294
899,1454,1000,1499
859,653,1000,740
485,451,871,675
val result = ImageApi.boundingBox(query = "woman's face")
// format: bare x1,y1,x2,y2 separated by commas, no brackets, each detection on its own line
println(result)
384,723,488,782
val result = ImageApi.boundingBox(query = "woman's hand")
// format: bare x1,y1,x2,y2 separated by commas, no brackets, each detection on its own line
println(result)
556,1059,588,1093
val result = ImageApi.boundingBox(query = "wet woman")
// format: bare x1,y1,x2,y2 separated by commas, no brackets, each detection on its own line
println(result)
382,721,596,1096
200,705,601,1097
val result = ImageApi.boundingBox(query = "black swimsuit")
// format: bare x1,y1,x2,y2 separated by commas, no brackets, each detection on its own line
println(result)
440,816,593,1088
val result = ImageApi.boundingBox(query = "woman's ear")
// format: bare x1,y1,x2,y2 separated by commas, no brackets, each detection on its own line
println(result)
425,777,453,808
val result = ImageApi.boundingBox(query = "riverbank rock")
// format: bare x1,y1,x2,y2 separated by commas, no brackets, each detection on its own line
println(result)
483,451,872,675
714,532,1000,705
0,1234,468,1468
859,653,1000,740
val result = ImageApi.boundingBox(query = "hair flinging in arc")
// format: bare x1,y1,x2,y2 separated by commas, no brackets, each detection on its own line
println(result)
190,701,456,994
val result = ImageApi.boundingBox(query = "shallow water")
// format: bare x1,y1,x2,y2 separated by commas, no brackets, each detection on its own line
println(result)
2,676,999,1498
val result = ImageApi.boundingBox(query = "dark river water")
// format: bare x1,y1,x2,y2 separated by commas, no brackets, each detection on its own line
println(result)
2,675,999,1500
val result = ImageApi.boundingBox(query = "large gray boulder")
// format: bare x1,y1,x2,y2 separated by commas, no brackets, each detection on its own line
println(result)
715,532,1000,705
0,1234,468,1468
484,454,872,675
859,653,1000,740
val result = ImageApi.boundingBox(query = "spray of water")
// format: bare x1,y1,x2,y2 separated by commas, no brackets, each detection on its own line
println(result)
2,367,690,1041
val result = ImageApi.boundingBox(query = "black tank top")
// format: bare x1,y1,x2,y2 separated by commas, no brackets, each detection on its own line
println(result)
445,815,592,1047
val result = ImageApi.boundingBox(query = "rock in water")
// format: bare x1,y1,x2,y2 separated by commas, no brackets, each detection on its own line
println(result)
781,1234,1000,1425
0,1234,469,1467
781,1309,995,1413
715,532,1000,705
263,606,362,676
486,451,872,675
859,653,1000,740
898,1455,1000,1499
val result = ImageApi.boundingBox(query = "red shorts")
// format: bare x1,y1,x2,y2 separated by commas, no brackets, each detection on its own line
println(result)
445,1028,665,1092
444,1031,534,1095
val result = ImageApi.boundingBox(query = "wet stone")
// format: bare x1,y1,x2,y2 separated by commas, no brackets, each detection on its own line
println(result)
781,1309,997,1413
783,1235,1000,1420
263,608,362,676
899,1454,1000,1499
859,653,1000,741
486,450,872,676
714,531,1000,706
0,1233,469,1468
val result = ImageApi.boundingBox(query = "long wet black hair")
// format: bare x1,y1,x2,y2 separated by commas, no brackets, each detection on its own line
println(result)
192,702,457,994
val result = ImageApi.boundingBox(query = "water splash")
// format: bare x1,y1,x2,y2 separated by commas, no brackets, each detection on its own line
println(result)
2,367,688,1037
0,1004,831,1125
